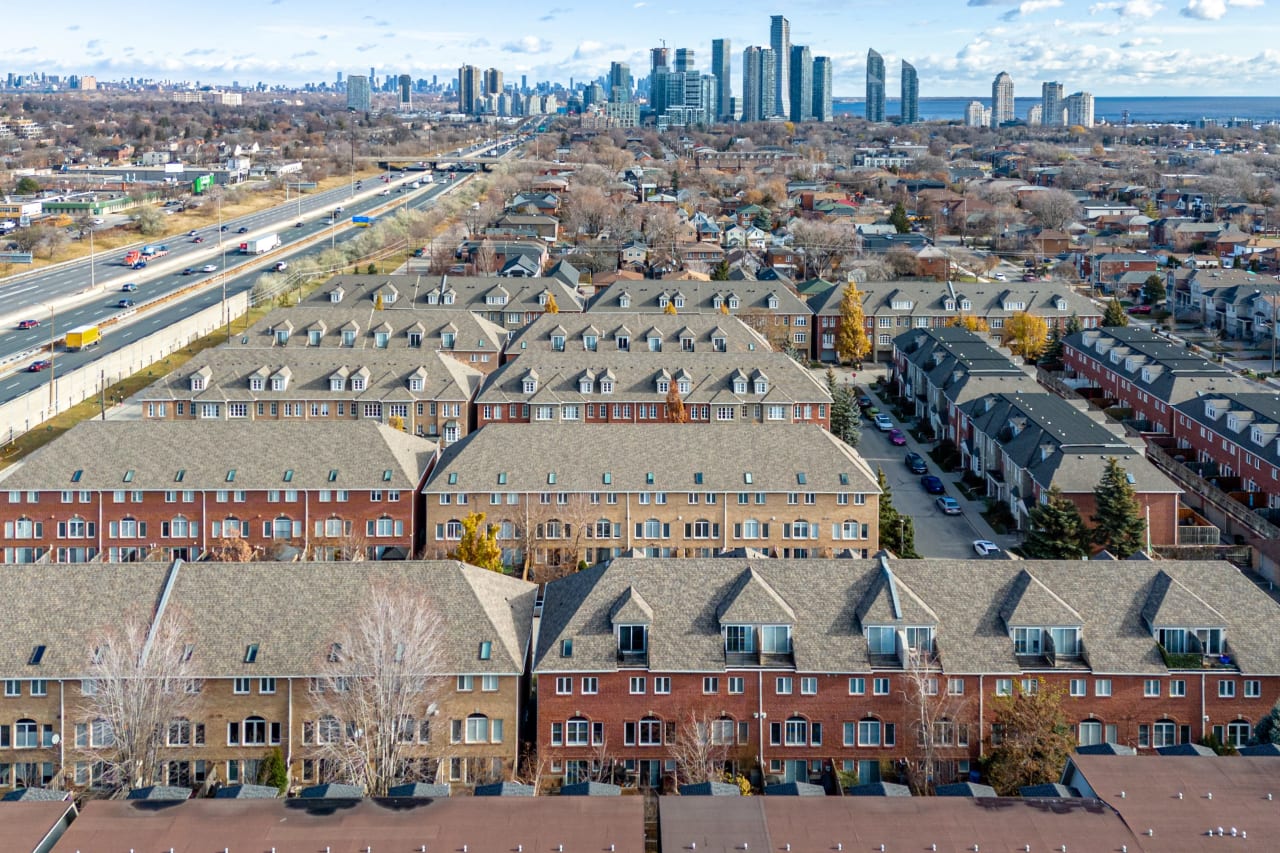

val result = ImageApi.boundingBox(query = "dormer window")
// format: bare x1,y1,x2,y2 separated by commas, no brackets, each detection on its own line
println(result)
329,288,344,304
712,336,727,352
249,376,264,392
616,335,630,351
600,380,614,394
427,291,439,305
767,295,779,310
891,298,912,310
617,624,647,657
442,332,456,349
329,375,345,392
733,378,747,394
408,332,423,348
658,294,670,309
442,291,456,305
944,299,956,311
619,294,631,308
351,376,366,392
674,295,685,308
960,299,972,311
579,376,593,394
308,330,322,346
522,373,538,394
656,379,670,394
375,332,389,349
551,335,565,351
677,379,691,394
754,379,767,394
584,334,598,351
409,377,425,392
537,291,549,306
728,297,740,310
342,330,357,347
1157,627,1223,656
648,335,662,352
713,296,724,310
270,371,290,392
190,376,205,392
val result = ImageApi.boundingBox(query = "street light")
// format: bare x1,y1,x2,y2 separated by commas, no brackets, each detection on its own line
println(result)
35,301,55,416
348,108,357,200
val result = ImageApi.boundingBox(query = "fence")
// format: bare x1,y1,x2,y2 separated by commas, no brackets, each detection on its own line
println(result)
1146,444,1280,542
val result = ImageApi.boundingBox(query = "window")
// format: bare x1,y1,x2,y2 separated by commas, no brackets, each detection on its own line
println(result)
654,677,671,694
481,675,499,692
776,677,793,695
1078,720,1103,747
800,677,818,695
858,719,881,746
1218,679,1236,698
457,675,474,692
1096,679,1112,697
762,625,791,654
14,719,38,749
1170,679,1187,697
848,677,866,695
1069,679,1087,697
728,677,744,694
703,677,719,694
873,677,890,696
995,678,1013,697
4,680,19,697
1143,679,1161,698
1245,679,1261,698
629,676,645,695
556,677,573,695
233,677,250,695
582,677,598,695
638,717,663,746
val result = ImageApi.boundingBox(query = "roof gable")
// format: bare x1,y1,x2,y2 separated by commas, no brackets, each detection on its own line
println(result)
715,568,795,625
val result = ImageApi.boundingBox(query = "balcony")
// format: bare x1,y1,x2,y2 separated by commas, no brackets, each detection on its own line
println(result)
617,649,648,667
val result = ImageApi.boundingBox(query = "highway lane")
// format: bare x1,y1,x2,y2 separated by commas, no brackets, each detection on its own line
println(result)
0,176,462,406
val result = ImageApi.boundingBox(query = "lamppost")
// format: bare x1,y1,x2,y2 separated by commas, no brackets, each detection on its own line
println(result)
348,108,357,200
36,301,55,416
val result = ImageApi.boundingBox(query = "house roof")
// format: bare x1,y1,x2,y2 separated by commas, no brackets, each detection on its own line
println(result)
534,557,1280,676
506,312,771,355
1172,392,1280,475
590,279,811,317
261,296,508,352
0,420,437,493
424,424,879,499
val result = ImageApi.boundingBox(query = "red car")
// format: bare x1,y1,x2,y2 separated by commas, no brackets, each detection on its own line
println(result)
1127,304,1153,315
17,319,40,330
888,428,908,446
27,359,51,372
192,236,205,243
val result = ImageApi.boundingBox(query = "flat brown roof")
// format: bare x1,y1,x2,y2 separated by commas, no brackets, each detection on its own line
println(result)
2,800,76,853
1066,754,1280,851
660,797,1140,853
55,797,645,853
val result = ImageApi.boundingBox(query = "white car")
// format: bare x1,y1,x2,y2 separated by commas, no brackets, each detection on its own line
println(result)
972,539,1001,556
200,264,218,273
874,413,894,432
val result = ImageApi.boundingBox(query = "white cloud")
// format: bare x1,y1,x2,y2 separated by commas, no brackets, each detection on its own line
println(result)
1002,0,1064,19
501,36,549,54
1182,0,1263,16
1091,0,1163,16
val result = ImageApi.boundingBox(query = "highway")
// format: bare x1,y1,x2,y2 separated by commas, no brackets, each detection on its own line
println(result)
0,175,460,407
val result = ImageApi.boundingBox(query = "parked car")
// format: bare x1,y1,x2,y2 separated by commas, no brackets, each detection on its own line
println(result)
888,428,908,446
857,394,873,409
905,452,927,474
27,359,51,372
874,413,893,432
117,298,135,308
972,539,1001,556
921,475,945,494
120,282,137,292
16,319,39,330
1128,304,1153,315
200,264,218,273
936,496,962,515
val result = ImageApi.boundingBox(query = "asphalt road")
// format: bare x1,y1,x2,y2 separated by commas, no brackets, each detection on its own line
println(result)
852,404,986,559
0,176,460,406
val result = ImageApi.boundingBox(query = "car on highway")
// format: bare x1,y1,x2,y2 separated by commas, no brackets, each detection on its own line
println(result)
121,282,138,292
187,230,198,236
16,319,40,330
380,189,391,195
936,496,962,515
91,217,105,226
874,413,893,432
27,359,51,372
888,428,908,446
294,221,304,228
200,264,218,273
192,236,204,243
273,261,288,272
994,272,1008,281
220,225,229,232
972,539,1002,556
117,298,135,308
905,452,927,474
333,206,344,214
236,226,249,234
921,475,945,494
182,267,196,275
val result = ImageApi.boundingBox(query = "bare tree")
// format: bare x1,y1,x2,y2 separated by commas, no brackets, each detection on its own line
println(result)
78,605,202,796
898,649,970,795
667,711,729,785
1022,189,1079,232
308,582,446,796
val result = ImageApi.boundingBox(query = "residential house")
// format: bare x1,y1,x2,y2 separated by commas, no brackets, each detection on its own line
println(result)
0,420,437,564
495,214,560,241
1172,393,1280,508
420,424,880,575
504,313,773,361
534,556,1280,786
392,275,586,331
1178,268,1280,338
1089,253,1157,295
1062,327,1254,434
0,560,535,793
138,348,481,444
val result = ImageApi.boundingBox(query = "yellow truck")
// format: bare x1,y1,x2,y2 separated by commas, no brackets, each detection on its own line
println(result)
65,324,101,352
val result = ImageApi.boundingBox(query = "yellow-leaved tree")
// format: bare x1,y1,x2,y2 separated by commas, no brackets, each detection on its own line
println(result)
1002,311,1049,360
835,283,871,366
545,292,559,314
450,511,504,572
944,314,990,333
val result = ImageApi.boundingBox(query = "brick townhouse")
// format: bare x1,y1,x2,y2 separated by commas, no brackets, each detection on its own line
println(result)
249,282,509,374
589,280,814,354
137,347,482,445
1172,268,1278,338
420,424,880,577
1061,326,1253,435
533,556,1280,789
1172,393,1280,508
810,279,1101,364
893,326,1039,443
473,350,831,429
956,391,1182,545
0,560,536,793
0,420,437,565
504,313,773,363
1089,252,1158,294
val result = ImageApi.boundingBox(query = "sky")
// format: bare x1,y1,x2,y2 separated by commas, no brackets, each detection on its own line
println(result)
6,0,1280,97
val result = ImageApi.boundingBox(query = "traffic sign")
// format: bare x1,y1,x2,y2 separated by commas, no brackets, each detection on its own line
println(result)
0,252,33,264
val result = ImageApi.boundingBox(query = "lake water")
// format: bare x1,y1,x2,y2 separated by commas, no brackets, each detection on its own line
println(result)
832,97,1280,124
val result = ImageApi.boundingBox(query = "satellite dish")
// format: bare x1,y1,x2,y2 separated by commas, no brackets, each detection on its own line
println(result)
50,734,61,745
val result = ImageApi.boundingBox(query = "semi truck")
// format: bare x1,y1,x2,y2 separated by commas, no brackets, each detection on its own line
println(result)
239,233,280,254
141,244,169,258
65,324,101,352
123,250,142,266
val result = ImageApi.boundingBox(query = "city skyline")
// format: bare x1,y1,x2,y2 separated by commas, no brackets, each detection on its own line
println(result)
1,0,1277,96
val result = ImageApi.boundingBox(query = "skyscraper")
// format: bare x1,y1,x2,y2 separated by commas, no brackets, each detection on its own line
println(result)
483,68,504,96
346,74,370,112
711,39,732,121
457,65,482,114
900,60,919,124
609,62,632,103
398,74,411,111
812,56,833,123
865,49,885,123
650,47,670,76
991,71,1014,128
742,46,775,123
1065,91,1095,128
674,48,695,73
1041,81,1064,127
788,45,813,123
770,15,789,118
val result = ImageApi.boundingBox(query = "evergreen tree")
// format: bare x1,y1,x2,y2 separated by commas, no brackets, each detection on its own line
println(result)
259,747,289,794
877,468,919,558
450,511,505,572
1142,274,1166,306
1065,312,1084,336
1022,486,1087,559
826,369,861,448
835,284,871,366
1040,323,1064,365
1254,704,1280,745
889,201,911,234
1102,297,1130,327
711,258,731,280
1091,457,1147,556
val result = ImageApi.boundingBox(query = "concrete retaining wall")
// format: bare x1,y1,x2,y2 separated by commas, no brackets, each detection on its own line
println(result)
0,291,248,444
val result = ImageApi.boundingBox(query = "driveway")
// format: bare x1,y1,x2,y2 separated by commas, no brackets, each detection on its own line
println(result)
853,406,989,559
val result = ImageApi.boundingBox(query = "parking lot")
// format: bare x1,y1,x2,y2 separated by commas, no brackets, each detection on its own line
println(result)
853,400,993,560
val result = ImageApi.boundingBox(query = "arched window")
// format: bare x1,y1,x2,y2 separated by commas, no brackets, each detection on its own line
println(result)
498,520,517,540
710,716,735,745
638,716,662,745
14,718,38,749
789,519,812,539
594,519,612,539
742,518,760,539
643,518,662,539
243,715,267,746
540,519,563,540
444,519,463,540
221,517,243,538
465,713,490,744
692,519,711,539
1078,719,1103,746
857,717,881,747
784,715,809,746
272,516,293,539
565,716,590,746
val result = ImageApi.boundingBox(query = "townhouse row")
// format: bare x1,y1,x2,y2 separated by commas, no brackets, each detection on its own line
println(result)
3,555,1277,796
0,420,881,576
892,326,1182,543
